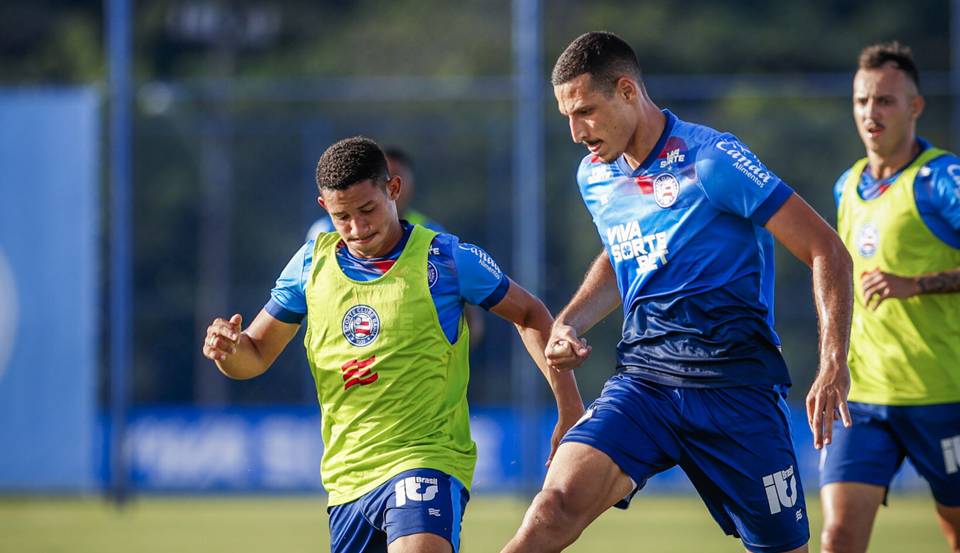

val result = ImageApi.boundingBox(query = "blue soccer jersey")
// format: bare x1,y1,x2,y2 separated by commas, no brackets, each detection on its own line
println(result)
578,110,794,387
267,222,509,343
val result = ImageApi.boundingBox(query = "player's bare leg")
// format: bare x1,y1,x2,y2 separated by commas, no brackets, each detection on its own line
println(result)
389,532,451,553
935,503,960,553
819,482,885,553
500,442,635,553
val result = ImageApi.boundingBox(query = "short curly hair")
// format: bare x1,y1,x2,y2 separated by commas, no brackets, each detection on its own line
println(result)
551,31,643,95
315,136,390,192
858,41,920,89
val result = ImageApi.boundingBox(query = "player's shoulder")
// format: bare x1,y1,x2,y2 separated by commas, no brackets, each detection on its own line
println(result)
576,153,633,190
429,231,460,258
834,167,853,188
451,239,505,281
683,121,752,171
671,116,727,149
919,150,960,199
689,125,746,174
925,147,960,175
577,152,608,176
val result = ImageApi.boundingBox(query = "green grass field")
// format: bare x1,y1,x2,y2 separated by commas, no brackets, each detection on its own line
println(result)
0,494,946,552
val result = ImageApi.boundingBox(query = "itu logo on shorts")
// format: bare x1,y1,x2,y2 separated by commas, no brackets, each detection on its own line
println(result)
942,435,960,474
857,222,879,258
762,465,798,514
395,476,439,507
342,305,381,347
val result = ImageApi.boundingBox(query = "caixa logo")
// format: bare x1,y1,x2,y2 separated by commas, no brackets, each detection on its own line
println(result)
762,465,798,514
342,304,380,347
0,249,17,383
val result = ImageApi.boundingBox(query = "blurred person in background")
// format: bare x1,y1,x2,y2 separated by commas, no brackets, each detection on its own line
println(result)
818,42,960,553
501,31,853,553
203,137,583,553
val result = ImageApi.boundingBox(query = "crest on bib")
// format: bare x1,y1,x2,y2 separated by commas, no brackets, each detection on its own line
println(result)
342,305,380,347
856,222,879,258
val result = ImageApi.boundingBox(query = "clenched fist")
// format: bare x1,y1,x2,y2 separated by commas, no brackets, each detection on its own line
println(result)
203,314,243,362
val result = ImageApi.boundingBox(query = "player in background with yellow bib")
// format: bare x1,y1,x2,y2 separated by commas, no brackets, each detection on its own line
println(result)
819,42,960,553
202,137,584,553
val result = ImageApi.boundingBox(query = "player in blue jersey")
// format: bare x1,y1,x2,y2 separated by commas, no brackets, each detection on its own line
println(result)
307,147,447,240
500,32,854,553
203,137,584,553
818,42,960,553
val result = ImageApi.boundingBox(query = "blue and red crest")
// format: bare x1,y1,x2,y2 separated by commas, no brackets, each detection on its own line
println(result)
342,304,381,347
856,222,879,258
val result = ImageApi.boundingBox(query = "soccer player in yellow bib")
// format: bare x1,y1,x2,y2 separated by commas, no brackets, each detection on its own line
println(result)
819,42,960,553
202,136,584,553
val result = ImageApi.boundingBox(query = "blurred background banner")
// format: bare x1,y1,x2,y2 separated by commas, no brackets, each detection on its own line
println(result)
99,406,928,493
0,87,100,490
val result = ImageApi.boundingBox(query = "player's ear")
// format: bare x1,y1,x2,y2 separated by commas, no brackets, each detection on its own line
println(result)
317,195,326,209
617,77,637,102
910,94,925,120
385,175,402,201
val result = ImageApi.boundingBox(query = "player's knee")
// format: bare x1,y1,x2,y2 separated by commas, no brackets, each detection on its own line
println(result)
820,522,861,553
517,488,585,546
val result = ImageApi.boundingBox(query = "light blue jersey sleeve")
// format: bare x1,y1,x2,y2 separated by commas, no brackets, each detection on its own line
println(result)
264,241,313,324
428,234,510,343
451,240,510,309
833,169,850,209
919,156,960,247
695,134,794,225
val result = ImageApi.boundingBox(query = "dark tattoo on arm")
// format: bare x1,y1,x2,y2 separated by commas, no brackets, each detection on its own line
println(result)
917,269,960,294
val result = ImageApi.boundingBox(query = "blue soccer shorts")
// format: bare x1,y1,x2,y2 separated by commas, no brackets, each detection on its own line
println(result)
327,468,470,553
819,400,960,506
562,373,809,553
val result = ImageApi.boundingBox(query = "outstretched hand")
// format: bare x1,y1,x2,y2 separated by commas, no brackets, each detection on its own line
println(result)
203,314,243,362
545,323,591,371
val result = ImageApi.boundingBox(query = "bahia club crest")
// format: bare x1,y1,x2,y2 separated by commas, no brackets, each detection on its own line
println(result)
342,304,381,347
653,173,680,208
856,222,879,258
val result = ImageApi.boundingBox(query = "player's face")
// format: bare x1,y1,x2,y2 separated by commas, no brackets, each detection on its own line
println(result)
853,63,924,159
554,74,637,163
319,177,403,258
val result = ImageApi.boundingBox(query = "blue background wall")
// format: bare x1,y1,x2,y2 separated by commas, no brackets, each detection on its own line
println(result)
0,88,100,490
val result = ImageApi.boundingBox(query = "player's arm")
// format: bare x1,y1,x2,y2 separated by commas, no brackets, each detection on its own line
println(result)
765,193,854,449
547,250,622,371
490,280,585,464
203,309,300,380
860,267,960,308
203,241,310,380
915,269,960,293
